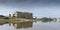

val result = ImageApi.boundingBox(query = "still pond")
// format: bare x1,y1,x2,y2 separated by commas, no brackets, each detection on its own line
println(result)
0,21,60,30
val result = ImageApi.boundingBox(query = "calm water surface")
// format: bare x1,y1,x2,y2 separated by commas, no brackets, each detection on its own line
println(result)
0,21,60,30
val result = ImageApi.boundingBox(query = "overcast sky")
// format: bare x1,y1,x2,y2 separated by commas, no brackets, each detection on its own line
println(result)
0,0,60,18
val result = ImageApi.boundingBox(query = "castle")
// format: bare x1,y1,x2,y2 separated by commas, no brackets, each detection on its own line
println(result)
13,11,33,19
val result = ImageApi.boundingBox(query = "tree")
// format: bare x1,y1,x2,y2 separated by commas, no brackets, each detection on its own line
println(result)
40,17,53,22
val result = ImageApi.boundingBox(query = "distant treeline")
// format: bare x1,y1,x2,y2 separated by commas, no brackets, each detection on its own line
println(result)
39,17,53,22
0,15,9,19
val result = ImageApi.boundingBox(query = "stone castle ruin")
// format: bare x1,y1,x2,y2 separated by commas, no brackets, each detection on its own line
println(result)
13,11,33,19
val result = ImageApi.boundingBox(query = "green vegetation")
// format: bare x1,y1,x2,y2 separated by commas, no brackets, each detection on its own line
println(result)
4,17,9,19
40,17,53,22
0,15,5,17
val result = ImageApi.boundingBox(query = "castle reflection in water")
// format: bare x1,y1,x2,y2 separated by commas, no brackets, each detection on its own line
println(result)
0,21,33,29
12,21,33,29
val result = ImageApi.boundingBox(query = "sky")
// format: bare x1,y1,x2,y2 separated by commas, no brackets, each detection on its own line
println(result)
0,0,60,18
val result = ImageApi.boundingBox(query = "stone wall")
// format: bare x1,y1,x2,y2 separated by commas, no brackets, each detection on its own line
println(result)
13,12,33,19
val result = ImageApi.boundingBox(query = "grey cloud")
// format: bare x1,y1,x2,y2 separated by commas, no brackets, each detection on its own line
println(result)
0,0,60,4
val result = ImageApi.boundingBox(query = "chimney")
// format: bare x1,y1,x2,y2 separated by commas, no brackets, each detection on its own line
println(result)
9,14,11,17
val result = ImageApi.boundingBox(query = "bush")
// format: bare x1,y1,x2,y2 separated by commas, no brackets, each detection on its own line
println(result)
40,17,53,22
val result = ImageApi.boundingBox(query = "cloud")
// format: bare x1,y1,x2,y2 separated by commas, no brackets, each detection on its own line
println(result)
0,0,60,18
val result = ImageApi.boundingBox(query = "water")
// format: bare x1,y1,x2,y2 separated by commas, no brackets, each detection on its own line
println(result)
0,21,60,30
